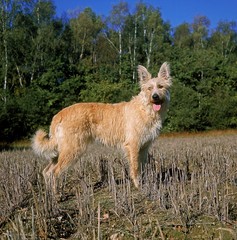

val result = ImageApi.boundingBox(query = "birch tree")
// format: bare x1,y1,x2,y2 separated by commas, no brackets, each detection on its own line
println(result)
70,8,103,65
136,3,165,69
106,1,129,76
192,15,210,49
0,0,13,103
174,23,192,48
210,21,237,58
124,12,138,81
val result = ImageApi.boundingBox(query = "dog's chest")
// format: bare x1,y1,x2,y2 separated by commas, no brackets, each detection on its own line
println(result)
140,118,162,145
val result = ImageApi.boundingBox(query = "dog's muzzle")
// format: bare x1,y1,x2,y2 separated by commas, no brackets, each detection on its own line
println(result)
152,93,163,104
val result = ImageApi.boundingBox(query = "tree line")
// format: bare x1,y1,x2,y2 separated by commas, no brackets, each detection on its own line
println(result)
0,0,236,141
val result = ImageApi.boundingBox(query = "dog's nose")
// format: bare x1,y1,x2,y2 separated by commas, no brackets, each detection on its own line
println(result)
152,93,159,101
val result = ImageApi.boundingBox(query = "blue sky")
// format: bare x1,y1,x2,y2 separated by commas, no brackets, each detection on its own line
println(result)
53,0,237,29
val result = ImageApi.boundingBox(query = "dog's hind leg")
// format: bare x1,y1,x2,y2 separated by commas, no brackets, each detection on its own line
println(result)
50,151,77,192
42,149,74,193
42,158,59,214
43,159,58,194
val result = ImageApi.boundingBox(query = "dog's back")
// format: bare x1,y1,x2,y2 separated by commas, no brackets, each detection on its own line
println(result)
51,102,127,148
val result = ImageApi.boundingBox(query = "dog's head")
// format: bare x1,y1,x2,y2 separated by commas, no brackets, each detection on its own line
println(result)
137,62,172,112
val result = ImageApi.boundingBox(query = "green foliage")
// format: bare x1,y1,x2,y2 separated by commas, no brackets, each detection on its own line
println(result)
201,87,237,129
0,0,237,141
0,96,26,141
80,78,137,103
165,81,202,132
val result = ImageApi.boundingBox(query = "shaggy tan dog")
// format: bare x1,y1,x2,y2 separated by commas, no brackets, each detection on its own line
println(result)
32,62,172,191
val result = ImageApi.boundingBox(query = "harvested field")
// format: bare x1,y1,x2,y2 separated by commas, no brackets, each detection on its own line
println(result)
0,131,237,239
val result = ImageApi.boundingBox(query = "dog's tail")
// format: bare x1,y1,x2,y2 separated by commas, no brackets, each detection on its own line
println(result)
32,129,58,160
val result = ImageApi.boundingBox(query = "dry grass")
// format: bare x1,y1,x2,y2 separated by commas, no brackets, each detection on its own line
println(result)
0,131,237,239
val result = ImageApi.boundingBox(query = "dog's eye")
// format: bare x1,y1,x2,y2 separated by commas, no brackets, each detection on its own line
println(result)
158,84,163,89
148,86,153,91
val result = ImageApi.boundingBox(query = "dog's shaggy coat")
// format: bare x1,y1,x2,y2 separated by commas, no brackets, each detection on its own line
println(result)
32,62,172,191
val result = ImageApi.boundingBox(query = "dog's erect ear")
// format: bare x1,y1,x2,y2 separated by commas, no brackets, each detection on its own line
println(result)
137,65,151,84
158,62,170,79
158,62,171,83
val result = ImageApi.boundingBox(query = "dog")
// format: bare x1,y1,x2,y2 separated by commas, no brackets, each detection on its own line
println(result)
32,62,172,192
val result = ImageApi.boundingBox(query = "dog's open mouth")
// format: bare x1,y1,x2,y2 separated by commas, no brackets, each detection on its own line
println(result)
153,103,161,112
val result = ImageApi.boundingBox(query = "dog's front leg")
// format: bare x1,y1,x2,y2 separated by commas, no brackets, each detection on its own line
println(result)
138,145,150,185
139,145,149,172
124,143,140,188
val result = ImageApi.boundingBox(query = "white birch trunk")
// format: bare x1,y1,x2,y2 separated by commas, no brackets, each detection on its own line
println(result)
118,29,122,76
132,15,137,82
3,36,8,103
1,3,8,103
147,30,154,69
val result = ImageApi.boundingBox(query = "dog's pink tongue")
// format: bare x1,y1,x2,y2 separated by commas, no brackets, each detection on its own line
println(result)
153,104,161,112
